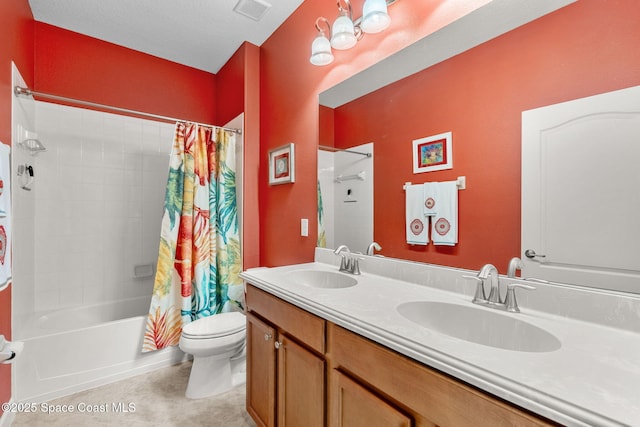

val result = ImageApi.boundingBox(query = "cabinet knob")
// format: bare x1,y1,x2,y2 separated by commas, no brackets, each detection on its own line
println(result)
264,333,272,341
274,341,283,350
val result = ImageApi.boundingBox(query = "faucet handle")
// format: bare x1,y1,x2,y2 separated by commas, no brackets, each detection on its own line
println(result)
338,256,350,273
334,245,351,272
505,283,536,313
463,275,486,303
350,255,365,275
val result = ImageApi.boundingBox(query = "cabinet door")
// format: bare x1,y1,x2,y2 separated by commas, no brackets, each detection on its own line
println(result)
247,313,277,427
330,370,412,427
277,335,325,427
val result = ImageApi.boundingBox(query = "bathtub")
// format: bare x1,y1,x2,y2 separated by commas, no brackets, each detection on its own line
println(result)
14,296,187,402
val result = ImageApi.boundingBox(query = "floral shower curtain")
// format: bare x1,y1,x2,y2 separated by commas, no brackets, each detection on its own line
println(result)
317,180,326,248
143,122,242,353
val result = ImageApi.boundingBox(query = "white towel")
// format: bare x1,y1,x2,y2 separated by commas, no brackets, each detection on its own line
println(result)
405,184,428,245
431,181,458,246
423,182,438,216
0,143,11,288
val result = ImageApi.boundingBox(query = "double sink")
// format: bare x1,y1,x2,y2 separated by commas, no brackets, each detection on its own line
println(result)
286,268,560,354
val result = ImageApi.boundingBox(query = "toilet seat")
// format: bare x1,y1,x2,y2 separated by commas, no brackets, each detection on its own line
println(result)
182,312,246,339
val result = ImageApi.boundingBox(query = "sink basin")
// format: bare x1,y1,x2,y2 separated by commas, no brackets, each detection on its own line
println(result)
397,301,561,353
286,270,358,289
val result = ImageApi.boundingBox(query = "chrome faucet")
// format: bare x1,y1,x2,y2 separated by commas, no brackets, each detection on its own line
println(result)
366,242,381,256
334,245,351,272
507,257,523,278
504,283,536,312
478,263,501,304
463,263,536,313
334,245,362,275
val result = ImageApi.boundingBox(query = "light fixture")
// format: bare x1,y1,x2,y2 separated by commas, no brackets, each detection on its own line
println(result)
361,0,390,33
310,18,334,66
310,0,395,66
330,1,358,50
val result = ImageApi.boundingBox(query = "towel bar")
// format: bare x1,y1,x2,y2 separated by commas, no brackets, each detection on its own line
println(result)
403,176,466,191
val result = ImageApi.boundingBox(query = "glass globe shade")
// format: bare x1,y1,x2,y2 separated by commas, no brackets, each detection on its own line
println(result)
361,0,390,34
310,33,334,66
331,13,357,50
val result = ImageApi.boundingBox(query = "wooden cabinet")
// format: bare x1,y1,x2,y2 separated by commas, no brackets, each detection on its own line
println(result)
246,285,325,427
327,323,557,427
245,283,557,427
277,334,325,426
246,313,276,427
330,369,412,427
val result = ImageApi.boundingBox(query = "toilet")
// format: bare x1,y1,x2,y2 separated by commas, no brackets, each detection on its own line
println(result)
178,311,247,399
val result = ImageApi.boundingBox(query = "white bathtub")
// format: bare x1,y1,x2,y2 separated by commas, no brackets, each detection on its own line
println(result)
14,297,187,402
35,296,152,332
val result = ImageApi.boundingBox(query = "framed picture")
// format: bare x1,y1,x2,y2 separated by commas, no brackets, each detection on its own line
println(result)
412,132,453,174
268,143,295,185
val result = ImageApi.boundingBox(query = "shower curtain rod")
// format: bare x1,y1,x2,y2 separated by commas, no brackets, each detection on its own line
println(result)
319,145,371,157
14,86,242,134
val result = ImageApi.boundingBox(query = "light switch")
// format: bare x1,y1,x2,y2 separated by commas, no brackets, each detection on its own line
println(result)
301,218,309,237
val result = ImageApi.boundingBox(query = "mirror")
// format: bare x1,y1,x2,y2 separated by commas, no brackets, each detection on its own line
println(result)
317,143,374,255
315,1,640,293
317,0,576,256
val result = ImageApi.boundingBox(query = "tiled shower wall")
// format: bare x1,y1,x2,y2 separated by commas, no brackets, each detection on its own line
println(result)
317,142,373,254
317,150,336,248
17,101,173,316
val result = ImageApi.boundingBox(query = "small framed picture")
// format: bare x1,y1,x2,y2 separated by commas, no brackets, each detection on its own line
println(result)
412,132,453,174
268,143,295,185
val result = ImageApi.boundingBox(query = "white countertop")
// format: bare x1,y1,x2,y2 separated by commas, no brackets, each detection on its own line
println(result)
240,250,640,427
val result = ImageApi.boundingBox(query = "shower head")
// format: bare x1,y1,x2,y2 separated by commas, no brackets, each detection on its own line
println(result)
19,131,46,155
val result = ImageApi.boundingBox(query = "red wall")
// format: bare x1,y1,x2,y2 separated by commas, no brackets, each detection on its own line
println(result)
0,0,34,414
259,0,489,266
241,43,261,270
319,106,334,148
217,42,262,270
261,0,640,270
330,0,640,271
217,44,246,126
34,23,217,123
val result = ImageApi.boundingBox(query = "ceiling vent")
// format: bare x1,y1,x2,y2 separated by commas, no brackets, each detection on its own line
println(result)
233,0,272,21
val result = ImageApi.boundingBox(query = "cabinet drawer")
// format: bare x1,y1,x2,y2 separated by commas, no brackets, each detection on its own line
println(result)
246,284,325,354
331,369,412,427
328,323,556,427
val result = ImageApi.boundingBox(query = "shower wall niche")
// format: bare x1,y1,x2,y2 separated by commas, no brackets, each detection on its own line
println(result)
13,100,174,337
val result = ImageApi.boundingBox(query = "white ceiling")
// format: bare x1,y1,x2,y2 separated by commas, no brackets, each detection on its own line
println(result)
28,0,304,74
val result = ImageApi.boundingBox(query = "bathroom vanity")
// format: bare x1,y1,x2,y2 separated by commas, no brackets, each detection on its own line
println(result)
245,284,552,426
240,249,640,427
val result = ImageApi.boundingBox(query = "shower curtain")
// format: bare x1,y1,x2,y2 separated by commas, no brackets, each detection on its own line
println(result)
143,122,242,353
317,180,326,248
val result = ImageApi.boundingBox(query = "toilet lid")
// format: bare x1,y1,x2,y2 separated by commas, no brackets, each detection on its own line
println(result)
182,312,246,339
